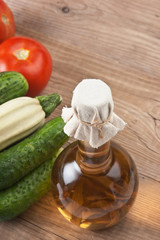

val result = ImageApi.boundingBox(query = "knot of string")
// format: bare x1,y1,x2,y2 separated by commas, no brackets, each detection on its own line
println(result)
77,113,113,139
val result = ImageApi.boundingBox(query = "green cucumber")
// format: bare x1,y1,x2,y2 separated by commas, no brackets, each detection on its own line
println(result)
0,71,29,104
0,117,69,190
0,149,62,221
36,93,62,118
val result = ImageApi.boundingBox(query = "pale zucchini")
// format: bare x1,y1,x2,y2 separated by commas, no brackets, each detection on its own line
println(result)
0,93,61,151
0,97,45,151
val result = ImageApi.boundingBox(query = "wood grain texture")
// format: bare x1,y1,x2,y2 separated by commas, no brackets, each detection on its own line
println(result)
0,0,160,239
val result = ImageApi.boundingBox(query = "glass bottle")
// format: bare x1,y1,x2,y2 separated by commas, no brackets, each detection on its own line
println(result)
51,140,138,230
51,79,139,230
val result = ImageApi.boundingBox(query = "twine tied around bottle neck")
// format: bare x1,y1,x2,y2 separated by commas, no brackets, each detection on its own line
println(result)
76,113,113,139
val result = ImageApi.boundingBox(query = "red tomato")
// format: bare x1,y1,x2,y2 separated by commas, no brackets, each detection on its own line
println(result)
0,36,52,96
0,1,15,43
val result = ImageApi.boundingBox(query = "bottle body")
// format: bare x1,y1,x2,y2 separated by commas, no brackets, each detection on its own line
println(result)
51,141,138,230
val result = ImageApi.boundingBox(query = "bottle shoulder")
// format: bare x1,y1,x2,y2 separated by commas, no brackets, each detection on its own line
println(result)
52,141,138,188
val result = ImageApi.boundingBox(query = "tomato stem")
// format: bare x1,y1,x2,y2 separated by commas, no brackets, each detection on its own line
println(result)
13,49,30,60
2,15,9,25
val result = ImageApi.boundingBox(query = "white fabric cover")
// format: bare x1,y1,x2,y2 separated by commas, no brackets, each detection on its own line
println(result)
62,79,126,148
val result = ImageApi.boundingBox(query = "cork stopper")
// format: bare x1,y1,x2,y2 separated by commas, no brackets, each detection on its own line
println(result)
62,79,126,148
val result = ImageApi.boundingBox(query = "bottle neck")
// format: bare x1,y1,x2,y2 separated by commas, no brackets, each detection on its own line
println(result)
76,140,112,174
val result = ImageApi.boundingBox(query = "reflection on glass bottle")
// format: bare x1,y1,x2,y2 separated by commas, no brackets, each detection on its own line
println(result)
51,140,138,230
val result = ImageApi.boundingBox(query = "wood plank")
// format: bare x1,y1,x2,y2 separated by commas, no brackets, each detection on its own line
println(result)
0,0,160,239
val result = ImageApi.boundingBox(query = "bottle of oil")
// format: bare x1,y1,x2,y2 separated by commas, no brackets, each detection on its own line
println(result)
51,79,139,230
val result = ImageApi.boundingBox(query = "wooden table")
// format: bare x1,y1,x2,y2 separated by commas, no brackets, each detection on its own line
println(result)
1,0,160,239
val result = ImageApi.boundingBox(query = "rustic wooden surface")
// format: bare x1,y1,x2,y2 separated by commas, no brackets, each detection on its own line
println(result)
0,0,160,239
